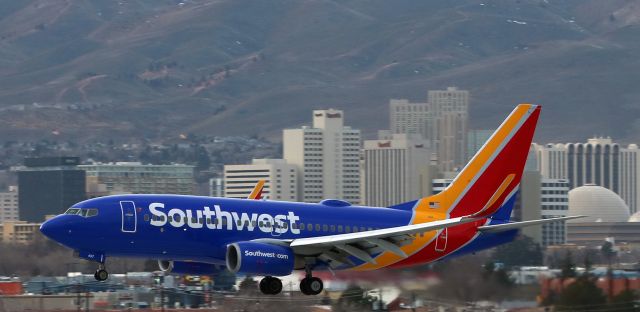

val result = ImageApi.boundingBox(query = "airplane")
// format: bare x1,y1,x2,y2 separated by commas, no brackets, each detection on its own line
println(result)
40,104,581,296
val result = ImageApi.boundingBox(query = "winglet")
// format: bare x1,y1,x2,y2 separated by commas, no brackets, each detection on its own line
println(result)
247,180,265,200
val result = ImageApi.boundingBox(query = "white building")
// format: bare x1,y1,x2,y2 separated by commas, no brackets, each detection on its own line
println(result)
389,99,430,139
362,132,432,207
0,186,19,223
283,109,361,203
533,138,640,214
428,87,469,173
224,159,297,201
540,179,569,247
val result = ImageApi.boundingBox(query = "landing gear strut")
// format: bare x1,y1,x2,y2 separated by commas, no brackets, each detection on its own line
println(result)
94,263,109,281
259,276,283,295
300,265,323,295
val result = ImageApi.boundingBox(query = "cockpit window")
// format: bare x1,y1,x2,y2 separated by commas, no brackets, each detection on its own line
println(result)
63,208,98,218
65,208,80,215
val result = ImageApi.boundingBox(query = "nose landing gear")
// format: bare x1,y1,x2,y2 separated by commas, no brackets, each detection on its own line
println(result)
94,264,109,281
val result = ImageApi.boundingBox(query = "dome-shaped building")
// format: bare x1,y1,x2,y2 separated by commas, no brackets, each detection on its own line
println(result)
568,184,630,223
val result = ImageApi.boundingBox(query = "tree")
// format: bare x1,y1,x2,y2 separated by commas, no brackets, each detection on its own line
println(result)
560,251,576,279
238,275,258,294
333,284,374,312
491,235,543,268
609,289,640,312
556,274,607,311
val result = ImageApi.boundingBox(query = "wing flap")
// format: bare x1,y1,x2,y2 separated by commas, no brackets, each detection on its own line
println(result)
478,216,585,233
289,216,478,248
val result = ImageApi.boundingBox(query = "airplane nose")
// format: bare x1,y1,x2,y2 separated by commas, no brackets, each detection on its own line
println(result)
40,217,68,242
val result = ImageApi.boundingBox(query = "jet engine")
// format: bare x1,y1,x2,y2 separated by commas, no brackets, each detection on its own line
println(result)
226,241,297,276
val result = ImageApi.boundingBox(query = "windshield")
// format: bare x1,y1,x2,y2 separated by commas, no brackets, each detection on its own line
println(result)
63,208,99,218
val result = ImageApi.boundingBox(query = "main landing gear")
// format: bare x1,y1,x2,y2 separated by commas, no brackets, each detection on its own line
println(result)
259,276,283,295
94,263,109,281
258,266,324,295
300,265,323,296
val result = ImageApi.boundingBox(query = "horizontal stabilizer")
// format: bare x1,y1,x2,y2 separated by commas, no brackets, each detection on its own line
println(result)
478,216,585,233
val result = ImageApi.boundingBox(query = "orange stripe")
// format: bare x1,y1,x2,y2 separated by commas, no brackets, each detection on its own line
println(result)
248,180,265,200
351,104,533,271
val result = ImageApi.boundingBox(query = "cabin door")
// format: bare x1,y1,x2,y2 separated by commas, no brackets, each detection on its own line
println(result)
435,228,448,252
120,201,137,233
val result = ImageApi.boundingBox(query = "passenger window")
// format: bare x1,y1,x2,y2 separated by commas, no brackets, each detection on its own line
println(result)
144,214,150,222
168,216,173,222
307,224,313,231
315,224,320,231
259,221,264,227
174,215,181,222
236,220,242,226
367,227,373,231
265,222,271,228
200,218,204,225
244,221,249,227
214,218,219,225
330,225,335,232
282,223,288,229
360,227,366,232
345,226,351,232
252,221,257,227
192,217,197,223
322,224,328,232
338,225,343,233
206,218,211,224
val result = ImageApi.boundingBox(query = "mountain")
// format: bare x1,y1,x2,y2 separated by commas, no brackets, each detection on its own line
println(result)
1,0,639,143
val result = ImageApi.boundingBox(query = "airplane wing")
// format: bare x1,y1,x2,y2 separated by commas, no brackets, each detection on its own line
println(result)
284,216,479,265
247,180,265,200
477,216,585,233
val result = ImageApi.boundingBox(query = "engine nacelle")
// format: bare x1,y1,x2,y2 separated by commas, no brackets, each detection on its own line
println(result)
226,241,295,276
158,260,224,275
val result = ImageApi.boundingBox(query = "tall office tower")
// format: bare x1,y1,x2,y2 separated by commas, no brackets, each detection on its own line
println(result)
17,157,86,222
467,129,494,161
0,186,18,223
532,143,568,179
80,162,195,196
283,109,361,203
209,177,224,197
620,145,640,214
540,179,570,247
566,137,620,192
512,171,542,244
224,159,297,201
534,138,640,214
362,132,432,207
389,99,430,139
428,87,469,172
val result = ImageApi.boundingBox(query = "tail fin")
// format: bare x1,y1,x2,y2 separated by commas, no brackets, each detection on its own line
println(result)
412,104,541,219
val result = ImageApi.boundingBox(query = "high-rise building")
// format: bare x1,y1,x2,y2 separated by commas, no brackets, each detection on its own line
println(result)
283,109,361,203
224,159,297,201
467,129,494,161
512,171,542,244
389,99,430,139
0,186,18,223
620,145,640,216
362,132,433,207
17,157,86,222
209,177,224,197
428,87,469,172
533,138,640,214
80,162,195,196
540,179,570,247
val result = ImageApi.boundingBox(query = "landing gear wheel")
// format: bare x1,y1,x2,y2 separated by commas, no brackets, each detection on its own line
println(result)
259,276,282,295
300,277,323,295
94,269,109,281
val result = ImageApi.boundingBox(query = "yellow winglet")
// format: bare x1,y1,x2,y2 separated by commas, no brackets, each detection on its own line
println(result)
247,180,265,200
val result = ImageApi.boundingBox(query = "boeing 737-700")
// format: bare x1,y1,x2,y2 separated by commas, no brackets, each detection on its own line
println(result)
40,104,580,295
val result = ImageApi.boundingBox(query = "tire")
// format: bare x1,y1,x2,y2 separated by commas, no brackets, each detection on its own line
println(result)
300,277,323,295
260,276,282,295
307,277,323,295
95,269,109,281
